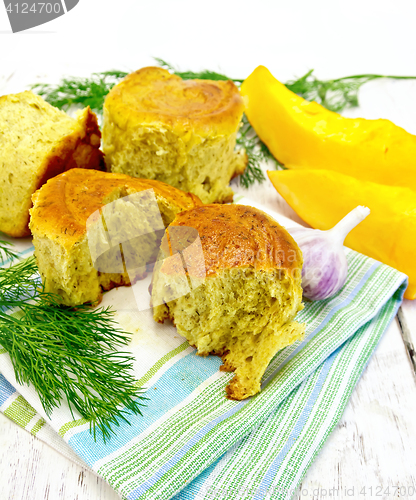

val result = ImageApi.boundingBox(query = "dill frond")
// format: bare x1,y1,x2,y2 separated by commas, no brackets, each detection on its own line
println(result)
155,58,244,84
286,71,416,113
30,62,416,188
31,70,128,113
0,251,146,441
236,115,266,188
0,238,19,266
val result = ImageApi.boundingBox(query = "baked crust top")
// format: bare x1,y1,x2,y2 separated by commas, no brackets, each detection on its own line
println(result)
30,168,202,248
0,91,104,238
162,204,303,278
103,67,245,136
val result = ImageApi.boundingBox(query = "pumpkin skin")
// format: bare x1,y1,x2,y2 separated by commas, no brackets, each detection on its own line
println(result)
268,169,416,300
241,66,416,191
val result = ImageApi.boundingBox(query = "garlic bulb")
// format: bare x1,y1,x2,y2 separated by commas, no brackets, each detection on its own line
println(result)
288,206,370,301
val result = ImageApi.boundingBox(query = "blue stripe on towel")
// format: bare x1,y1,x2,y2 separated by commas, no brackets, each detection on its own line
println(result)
127,400,249,500
263,262,380,385
0,374,16,406
253,350,337,500
68,350,223,465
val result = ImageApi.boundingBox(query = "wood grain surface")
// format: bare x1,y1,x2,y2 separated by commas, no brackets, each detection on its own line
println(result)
1,68,416,500
295,318,416,500
1,318,415,500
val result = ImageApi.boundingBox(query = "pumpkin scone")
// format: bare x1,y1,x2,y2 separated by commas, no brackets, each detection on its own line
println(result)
0,91,104,237
151,204,305,400
102,67,247,204
30,168,201,306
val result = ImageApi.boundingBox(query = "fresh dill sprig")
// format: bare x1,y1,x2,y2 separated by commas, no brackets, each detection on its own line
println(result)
0,256,39,306
162,62,416,179
154,58,244,84
285,71,416,113
0,238,18,266
236,115,266,188
0,253,146,441
30,62,416,187
31,70,128,113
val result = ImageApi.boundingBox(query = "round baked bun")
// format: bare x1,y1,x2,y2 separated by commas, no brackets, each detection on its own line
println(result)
102,67,247,205
151,204,305,400
30,168,202,306
0,91,104,238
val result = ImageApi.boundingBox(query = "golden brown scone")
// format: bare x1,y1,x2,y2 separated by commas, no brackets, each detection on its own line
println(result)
30,168,202,306
0,91,104,237
102,66,247,204
152,204,305,400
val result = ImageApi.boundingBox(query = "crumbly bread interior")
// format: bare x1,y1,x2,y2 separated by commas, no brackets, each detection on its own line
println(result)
0,91,102,237
102,67,247,204
153,267,304,400
103,120,246,204
33,186,189,306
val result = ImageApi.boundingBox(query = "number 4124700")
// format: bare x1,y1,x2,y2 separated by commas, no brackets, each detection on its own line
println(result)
5,3,62,14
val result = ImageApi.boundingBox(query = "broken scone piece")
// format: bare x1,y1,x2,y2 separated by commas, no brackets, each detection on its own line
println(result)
102,66,247,204
0,91,104,237
151,204,305,400
30,169,201,306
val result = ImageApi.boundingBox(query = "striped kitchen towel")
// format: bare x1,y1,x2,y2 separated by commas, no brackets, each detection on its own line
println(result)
0,199,408,500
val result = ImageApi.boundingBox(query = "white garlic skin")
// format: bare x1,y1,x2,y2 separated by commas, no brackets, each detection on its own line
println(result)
288,206,370,301
289,228,348,301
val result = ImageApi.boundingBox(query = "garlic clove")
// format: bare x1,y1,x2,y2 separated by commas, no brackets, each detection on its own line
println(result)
288,206,370,301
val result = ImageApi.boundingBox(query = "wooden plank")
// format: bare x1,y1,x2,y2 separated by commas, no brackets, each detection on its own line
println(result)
1,319,415,499
398,300,416,376
0,412,121,500
1,71,416,500
295,318,416,499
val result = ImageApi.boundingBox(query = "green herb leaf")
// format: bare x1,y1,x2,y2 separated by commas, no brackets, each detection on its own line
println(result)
154,58,244,84
286,71,416,113
0,238,19,266
0,251,146,442
235,115,266,188
31,70,128,113
30,62,416,188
